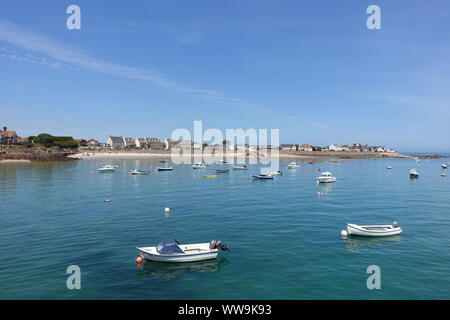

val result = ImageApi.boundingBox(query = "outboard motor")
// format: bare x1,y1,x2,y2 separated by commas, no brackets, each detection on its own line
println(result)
217,241,230,252
209,240,217,249
393,221,398,228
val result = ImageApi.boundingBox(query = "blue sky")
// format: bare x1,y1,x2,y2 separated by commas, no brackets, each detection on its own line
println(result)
1,0,449,152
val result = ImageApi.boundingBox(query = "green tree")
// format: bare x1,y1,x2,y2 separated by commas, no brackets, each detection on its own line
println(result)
34,133,55,147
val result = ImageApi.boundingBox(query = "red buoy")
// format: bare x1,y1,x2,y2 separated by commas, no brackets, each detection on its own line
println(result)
136,257,143,263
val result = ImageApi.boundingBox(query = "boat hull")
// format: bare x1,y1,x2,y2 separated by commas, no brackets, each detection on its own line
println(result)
347,224,402,237
252,175,273,180
157,167,173,171
232,166,248,170
137,248,218,263
317,177,336,183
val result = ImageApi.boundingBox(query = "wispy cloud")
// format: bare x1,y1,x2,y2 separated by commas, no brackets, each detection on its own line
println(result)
0,20,233,102
175,31,203,45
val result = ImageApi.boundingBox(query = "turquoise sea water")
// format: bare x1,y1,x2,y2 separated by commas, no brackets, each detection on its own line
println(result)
0,157,449,299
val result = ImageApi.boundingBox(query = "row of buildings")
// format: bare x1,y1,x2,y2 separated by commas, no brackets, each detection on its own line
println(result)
279,143,395,153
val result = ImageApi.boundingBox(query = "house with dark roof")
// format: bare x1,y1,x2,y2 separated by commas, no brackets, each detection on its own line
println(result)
106,135,124,148
280,144,296,151
145,137,165,150
135,138,147,149
123,137,136,148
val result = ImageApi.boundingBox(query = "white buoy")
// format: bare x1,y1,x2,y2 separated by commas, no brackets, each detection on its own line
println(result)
317,192,321,196
164,207,170,213
341,230,348,238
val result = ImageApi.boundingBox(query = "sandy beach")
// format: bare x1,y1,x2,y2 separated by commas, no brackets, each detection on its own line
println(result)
0,159,32,163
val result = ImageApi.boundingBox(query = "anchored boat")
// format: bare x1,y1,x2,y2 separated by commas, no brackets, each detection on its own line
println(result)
157,167,173,171
137,239,229,263
442,164,448,169
192,162,207,169
252,174,274,180
287,162,299,169
317,171,336,183
409,169,419,178
130,169,149,175
98,165,117,173
347,222,402,237
267,170,282,176
214,168,230,173
232,165,248,170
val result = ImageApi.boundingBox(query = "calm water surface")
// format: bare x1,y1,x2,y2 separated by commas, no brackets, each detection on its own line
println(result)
1,157,449,299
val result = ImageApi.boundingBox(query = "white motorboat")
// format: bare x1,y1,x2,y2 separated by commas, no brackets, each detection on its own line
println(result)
252,174,274,180
441,173,447,177
409,169,419,178
442,164,448,169
267,170,282,176
192,162,207,169
347,222,402,237
137,239,229,263
98,165,117,173
387,166,392,170
214,168,230,173
232,165,248,170
287,162,299,169
317,171,336,183
130,169,149,175
157,167,173,171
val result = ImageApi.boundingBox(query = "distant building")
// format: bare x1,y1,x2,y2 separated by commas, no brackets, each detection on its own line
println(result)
122,137,136,148
0,126,18,144
299,144,313,152
135,138,147,149
329,143,343,151
164,138,180,150
87,139,99,146
145,137,165,150
107,135,124,148
280,144,296,151
75,139,87,146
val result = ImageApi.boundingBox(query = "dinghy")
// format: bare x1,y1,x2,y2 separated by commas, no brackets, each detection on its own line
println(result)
252,174,274,180
157,167,173,171
98,165,117,173
287,162,299,169
347,222,402,237
442,164,448,169
130,169,149,175
387,166,392,170
214,168,230,173
232,165,248,170
441,173,447,177
192,163,207,169
267,170,282,176
203,175,217,178
137,239,229,263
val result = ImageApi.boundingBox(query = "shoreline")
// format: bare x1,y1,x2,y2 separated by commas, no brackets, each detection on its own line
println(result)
0,159,32,163
70,150,414,161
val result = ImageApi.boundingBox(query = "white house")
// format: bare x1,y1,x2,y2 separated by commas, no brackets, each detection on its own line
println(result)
299,144,313,152
106,135,124,148
280,144,296,151
329,143,343,151
135,138,147,149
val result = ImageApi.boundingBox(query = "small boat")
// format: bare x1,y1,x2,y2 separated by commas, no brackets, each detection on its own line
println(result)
287,162,299,169
441,173,447,177
203,175,217,178
442,164,448,169
317,171,336,183
137,239,229,263
232,165,248,170
267,170,282,176
409,169,419,178
387,166,392,170
192,163,207,169
157,167,173,171
347,222,402,237
220,160,228,164
252,174,274,180
130,169,149,175
98,165,117,173
416,159,421,163
160,160,168,163
214,168,230,173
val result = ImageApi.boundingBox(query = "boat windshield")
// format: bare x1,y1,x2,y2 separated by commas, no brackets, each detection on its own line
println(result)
156,239,185,254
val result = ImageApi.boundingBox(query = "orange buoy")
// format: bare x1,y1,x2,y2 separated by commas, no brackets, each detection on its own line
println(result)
136,257,143,263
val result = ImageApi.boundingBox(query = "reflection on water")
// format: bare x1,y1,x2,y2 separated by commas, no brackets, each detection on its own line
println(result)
344,235,402,253
317,182,335,194
136,258,229,280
